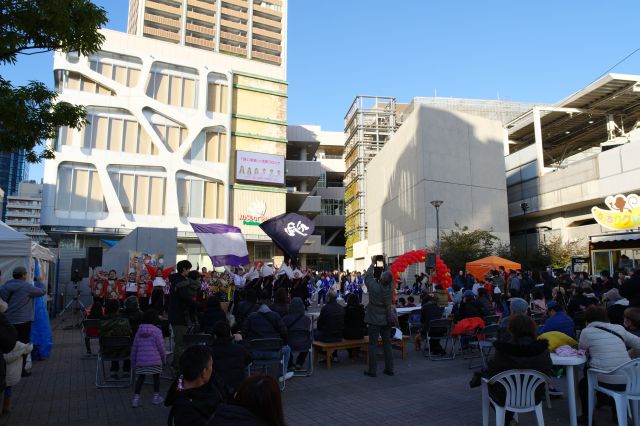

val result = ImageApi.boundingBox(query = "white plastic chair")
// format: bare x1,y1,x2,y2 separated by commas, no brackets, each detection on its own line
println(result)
587,358,640,426
481,369,550,426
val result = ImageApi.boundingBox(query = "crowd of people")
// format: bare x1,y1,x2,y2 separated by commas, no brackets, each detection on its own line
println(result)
5,254,640,425
81,258,399,425
443,266,640,425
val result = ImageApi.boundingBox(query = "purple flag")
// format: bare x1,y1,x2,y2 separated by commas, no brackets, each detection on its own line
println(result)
191,223,250,267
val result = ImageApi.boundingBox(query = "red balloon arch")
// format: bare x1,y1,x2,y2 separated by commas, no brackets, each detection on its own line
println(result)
389,249,452,289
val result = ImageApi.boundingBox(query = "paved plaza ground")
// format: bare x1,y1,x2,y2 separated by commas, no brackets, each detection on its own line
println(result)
0,313,618,426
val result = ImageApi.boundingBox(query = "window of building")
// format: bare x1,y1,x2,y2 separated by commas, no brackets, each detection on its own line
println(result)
254,243,272,261
88,52,142,88
207,73,228,113
55,163,106,214
146,64,198,108
81,109,157,155
188,130,226,163
108,167,166,216
316,171,326,188
65,71,114,95
321,199,344,216
176,174,224,219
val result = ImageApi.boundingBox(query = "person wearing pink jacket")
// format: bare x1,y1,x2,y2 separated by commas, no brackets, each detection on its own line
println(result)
130,309,166,407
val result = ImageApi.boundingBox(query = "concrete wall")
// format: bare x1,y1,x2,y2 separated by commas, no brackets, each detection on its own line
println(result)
507,136,640,247
366,104,509,259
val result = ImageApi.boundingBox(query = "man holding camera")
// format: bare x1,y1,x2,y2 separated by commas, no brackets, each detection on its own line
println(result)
363,256,395,377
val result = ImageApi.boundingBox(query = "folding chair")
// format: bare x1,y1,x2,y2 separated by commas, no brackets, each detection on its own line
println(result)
424,319,454,360
468,324,499,370
288,329,313,377
407,309,423,338
183,334,214,347
82,319,101,359
96,336,133,388
248,338,286,391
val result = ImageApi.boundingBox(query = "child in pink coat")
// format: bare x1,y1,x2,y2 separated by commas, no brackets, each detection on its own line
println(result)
131,309,166,407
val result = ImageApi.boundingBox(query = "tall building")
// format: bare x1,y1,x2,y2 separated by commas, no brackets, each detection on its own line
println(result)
41,0,288,268
5,181,51,245
288,125,345,270
0,151,28,220
128,0,285,66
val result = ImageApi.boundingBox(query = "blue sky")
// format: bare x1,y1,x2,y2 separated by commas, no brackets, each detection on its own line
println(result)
2,0,640,182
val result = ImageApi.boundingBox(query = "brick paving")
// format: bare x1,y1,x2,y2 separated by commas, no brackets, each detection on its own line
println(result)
0,314,617,426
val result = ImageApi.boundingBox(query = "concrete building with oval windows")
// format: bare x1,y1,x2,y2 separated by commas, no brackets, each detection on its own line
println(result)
41,0,292,268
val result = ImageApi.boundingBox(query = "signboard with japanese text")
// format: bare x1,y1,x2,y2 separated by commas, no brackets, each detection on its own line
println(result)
235,150,285,185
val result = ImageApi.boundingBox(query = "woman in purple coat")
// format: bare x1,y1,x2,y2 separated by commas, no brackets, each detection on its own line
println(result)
131,309,166,407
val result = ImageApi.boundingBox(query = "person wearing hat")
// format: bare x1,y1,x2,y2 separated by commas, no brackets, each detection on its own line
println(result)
537,301,575,338
455,290,487,321
603,288,629,326
0,266,46,377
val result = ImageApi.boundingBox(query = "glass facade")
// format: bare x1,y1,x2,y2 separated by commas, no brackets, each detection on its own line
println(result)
321,199,345,216
0,151,28,220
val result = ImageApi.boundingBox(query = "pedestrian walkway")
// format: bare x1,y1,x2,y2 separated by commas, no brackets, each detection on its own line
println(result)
0,318,617,426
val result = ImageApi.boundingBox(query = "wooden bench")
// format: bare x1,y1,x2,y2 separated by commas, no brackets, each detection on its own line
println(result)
312,339,367,369
363,335,410,360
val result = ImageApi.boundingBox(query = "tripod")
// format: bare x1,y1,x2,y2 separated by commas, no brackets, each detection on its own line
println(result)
60,281,86,329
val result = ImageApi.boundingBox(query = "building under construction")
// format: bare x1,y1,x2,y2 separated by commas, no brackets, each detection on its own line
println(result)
343,95,533,263
343,96,403,258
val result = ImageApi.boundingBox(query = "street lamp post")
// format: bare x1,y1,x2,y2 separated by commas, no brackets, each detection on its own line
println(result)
520,202,529,269
430,200,443,256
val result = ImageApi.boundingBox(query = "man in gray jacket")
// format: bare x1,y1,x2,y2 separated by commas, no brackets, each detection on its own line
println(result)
364,263,395,377
0,266,46,376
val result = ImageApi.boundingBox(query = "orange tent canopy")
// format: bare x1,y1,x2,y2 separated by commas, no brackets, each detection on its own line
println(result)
465,256,521,280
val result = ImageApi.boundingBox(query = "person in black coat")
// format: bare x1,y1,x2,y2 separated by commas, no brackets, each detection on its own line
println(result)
269,288,289,318
232,289,259,334
486,315,552,425
207,375,286,426
343,294,366,340
166,345,229,426
420,294,445,354
210,321,252,393
315,291,344,343
621,270,640,307
121,296,143,336
282,297,311,369
456,290,487,321
200,295,228,334
168,260,197,370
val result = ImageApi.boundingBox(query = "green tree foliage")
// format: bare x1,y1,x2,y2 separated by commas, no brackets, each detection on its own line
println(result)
438,223,499,275
0,0,107,162
530,235,587,270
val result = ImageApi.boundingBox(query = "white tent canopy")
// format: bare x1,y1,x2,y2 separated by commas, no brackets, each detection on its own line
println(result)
0,221,55,285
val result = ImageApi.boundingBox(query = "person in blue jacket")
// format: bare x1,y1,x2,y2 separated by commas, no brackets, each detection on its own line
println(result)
537,300,575,338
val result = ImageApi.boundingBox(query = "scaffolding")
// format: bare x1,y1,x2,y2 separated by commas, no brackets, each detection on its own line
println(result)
343,96,398,258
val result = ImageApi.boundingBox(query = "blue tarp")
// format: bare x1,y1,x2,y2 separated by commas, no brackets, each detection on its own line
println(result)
30,259,53,359
101,239,118,247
